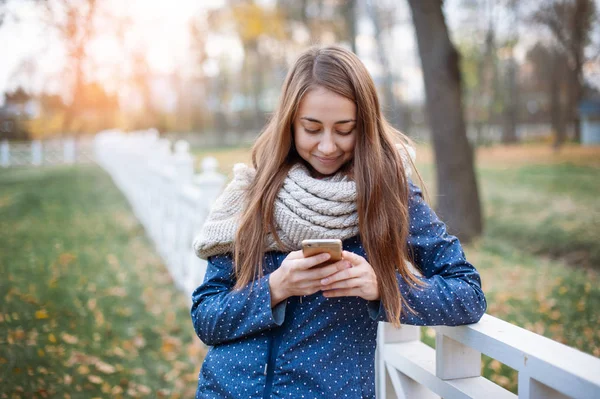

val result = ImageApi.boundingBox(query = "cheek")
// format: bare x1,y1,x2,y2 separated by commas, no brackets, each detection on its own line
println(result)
295,132,316,153
342,136,357,154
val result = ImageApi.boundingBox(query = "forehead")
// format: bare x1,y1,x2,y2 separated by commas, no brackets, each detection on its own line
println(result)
296,86,356,121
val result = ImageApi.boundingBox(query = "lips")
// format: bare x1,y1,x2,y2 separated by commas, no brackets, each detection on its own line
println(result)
314,155,341,165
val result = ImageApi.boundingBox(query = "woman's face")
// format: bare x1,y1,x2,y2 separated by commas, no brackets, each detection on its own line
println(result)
293,86,357,178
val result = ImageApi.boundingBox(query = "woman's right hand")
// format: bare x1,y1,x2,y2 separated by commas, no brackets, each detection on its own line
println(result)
269,250,352,307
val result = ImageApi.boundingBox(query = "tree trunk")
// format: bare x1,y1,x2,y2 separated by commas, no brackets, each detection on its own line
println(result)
502,55,518,144
550,51,566,149
367,0,401,129
342,0,357,54
407,0,483,242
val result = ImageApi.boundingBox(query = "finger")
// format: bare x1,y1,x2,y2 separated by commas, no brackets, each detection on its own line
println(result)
320,267,357,285
323,288,358,298
285,250,305,260
297,252,331,269
310,259,352,280
342,250,364,266
321,277,360,291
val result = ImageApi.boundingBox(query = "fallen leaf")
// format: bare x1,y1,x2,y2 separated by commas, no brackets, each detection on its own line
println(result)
88,375,103,384
58,253,76,266
105,287,127,297
137,384,151,395
61,333,78,345
48,333,56,343
35,310,49,320
94,360,116,374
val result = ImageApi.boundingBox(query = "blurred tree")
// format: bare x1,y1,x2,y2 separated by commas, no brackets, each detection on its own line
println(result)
366,0,402,129
342,0,357,53
532,0,597,145
277,0,355,47
526,43,571,147
407,0,483,242
0,0,7,27
41,0,98,136
39,93,65,114
2,87,32,140
207,1,287,132
4,87,31,105
130,49,158,131
188,17,209,132
500,0,520,144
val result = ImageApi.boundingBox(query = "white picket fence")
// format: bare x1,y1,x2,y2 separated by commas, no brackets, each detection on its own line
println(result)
0,138,94,167
92,129,600,399
93,129,225,296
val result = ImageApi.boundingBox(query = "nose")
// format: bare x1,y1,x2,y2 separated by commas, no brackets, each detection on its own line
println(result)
318,132,337,155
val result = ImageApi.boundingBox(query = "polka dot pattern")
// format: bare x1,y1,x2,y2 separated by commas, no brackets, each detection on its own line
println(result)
191,180,487,398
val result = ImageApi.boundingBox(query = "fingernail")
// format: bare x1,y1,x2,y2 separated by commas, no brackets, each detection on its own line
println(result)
321,278,328,284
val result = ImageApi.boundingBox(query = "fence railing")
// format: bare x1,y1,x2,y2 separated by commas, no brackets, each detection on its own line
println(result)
376,315,600,398
0,138,94,167
93,129,225,296
92,129,600,398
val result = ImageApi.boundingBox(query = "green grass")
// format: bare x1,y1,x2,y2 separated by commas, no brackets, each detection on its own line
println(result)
0,165,203,398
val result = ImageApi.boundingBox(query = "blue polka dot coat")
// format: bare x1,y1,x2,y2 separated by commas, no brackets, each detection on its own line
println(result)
191,181,487,398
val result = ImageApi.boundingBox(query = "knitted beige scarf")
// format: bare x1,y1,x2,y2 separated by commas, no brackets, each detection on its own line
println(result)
193,146,415,260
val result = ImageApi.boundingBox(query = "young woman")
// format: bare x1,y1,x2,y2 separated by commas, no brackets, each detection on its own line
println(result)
191,45,486,399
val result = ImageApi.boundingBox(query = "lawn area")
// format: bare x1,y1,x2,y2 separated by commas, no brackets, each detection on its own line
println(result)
0,165,204,398
194,142,600,393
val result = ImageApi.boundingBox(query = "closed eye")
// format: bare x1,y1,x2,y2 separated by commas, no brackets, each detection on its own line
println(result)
336,129,354,135
304,128,320,133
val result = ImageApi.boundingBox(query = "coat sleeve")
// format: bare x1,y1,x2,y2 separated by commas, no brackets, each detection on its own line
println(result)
368,181,487,326
191,253,287,346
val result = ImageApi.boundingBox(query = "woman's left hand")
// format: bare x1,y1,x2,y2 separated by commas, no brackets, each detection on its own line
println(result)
320,251,380,301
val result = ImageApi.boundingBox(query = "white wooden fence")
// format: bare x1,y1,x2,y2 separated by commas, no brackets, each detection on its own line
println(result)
93,129,600,399
0,138,94,167
93,129,225,296
376,316,600,398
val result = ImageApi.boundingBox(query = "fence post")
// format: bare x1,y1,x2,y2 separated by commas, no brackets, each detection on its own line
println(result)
64,138,76,164
376,323,437,399
195,157,226,204
1,140,9,167
32,140,42,166
435,330,481,380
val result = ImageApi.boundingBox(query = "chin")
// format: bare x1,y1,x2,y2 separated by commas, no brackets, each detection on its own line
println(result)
310,163,343,177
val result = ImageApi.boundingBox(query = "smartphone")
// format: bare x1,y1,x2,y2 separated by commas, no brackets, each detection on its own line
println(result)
301,239,343,265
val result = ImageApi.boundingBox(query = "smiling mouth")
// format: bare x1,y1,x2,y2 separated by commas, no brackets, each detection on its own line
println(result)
314,155,341,164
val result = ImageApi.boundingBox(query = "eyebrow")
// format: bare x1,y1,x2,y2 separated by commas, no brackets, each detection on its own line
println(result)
300,117,356,124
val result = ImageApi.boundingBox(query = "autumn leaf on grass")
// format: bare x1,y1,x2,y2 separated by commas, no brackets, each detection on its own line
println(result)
161,336,182,354
88,375,103,384
58,253,77,266
105,287,127,297
132,335,146,349
94,360,116,374
62,333,78,345
35,309,49,319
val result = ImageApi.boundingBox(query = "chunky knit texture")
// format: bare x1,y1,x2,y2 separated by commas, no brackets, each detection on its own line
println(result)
193,144,415,259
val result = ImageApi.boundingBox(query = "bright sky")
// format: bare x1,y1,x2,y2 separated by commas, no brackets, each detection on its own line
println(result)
0,0,230,102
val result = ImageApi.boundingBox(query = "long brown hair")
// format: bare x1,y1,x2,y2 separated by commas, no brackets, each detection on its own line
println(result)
234,45,424,327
